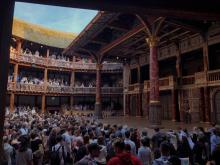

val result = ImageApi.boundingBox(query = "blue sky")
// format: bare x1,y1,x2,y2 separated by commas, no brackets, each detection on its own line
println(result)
14,2,98,34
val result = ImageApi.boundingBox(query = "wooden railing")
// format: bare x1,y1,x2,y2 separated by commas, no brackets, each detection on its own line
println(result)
208,70,220,83
129,76,174,92
16,83,45,93
10,53,123,71
7,82,15,91
7,82,123,94
182,75,195,85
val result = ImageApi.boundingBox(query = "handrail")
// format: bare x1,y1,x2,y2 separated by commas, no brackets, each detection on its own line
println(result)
10,52,123,71
182,75,195,85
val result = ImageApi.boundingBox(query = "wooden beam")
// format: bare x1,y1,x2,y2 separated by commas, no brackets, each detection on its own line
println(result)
90,40,107,45
166,20,203,33
160,28,181,40
99,24,145,55
108,25,128,32
0,0,15,161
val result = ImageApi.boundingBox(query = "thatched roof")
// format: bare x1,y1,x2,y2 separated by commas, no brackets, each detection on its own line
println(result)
12,18,77,48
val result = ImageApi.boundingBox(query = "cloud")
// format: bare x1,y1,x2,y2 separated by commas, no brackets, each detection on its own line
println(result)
14,2,98,33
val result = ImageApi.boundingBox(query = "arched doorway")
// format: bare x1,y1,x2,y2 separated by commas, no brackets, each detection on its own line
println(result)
214,90,220,124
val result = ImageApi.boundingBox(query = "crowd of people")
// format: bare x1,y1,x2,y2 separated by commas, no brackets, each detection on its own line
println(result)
18,76,44,85
2,109,220,165
48,78,69,87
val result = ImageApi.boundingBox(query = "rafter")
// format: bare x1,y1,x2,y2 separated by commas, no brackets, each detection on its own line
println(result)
166,20,203,34
99,24,145,55
108,25,128,32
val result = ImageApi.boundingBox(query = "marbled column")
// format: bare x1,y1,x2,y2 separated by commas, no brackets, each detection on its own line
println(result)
95,63,102,118
146,36,161,126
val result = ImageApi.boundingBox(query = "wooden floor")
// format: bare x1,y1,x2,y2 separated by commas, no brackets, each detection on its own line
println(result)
99,116,211,137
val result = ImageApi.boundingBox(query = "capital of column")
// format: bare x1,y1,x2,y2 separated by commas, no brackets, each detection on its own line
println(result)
146,36,160,47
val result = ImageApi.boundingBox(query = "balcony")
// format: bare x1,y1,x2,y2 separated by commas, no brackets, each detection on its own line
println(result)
16,83,45,93
10,52,123,71
128,76,175,93
7,82,123,95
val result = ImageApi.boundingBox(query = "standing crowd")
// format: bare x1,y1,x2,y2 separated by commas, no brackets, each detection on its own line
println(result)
2,111,220,165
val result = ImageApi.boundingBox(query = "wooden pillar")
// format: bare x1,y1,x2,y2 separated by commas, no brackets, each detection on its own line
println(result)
41,95,46,113
176,43,182,121
0,0,15,160
203,35,209,72
137,64,141,83
123,93,126,116
171,89,177,121
9,93,15,112
71,71,75,87
146,36,161,126
46,48,50,58
70,96,74,109
95,63,102,118
44,68,48,91
204,87,210,122
16,39,22,55
13,63,18,83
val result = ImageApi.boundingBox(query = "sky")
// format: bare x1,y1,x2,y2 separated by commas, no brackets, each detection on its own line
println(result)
14,2,98,34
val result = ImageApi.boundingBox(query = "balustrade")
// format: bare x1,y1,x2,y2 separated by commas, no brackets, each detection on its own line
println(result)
208,70,220,83
10,52,123,71
16,83,45,93
7,82,15,91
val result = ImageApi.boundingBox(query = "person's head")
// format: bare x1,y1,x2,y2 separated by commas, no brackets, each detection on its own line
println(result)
56,135,63,144
160,141,170,157
113,139,125,154
125,130,130,139
18,135,29,152
154,128,160,133
87,143,101,158
97,136,104,145
141,137,150,147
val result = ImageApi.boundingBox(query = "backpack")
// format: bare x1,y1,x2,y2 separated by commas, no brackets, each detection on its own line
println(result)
50,146,62,165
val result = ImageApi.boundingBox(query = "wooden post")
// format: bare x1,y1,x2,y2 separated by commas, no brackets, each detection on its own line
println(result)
44,68,48,91
16,39,22,55
41,95,46,113
202,34,210,122
137,64,141,83
13,64,18,83
95,63,102,118
46,48,50,58
9,93,15,112
71,71,75,87
171,89,177,121
0,0,15,161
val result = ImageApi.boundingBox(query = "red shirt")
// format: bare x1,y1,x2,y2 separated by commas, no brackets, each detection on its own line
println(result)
107,152,143,165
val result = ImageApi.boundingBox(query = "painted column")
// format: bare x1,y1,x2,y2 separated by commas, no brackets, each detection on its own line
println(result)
13,64,18,84
146,36,161,126
204,87,210,122
95,63,102,118
171,89,177,121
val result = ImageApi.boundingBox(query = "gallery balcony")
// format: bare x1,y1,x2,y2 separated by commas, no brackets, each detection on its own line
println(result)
10,51,123,72
7,82,123,95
